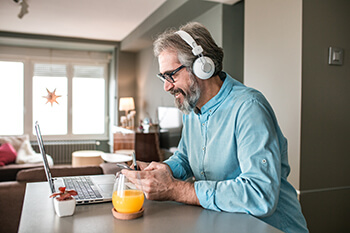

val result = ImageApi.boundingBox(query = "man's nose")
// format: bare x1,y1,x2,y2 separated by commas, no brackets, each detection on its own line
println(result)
164,81,174,92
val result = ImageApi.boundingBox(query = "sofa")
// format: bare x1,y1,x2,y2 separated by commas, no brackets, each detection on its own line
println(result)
0,163,121,233
0,163,44,182
0,134,56,182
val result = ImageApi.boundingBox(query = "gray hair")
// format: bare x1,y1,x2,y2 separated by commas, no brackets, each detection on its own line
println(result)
153,22,224,77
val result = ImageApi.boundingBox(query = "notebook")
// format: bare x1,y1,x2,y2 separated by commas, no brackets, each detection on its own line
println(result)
35,121,115,205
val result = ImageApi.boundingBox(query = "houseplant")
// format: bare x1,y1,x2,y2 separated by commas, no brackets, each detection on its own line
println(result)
50,187,78,217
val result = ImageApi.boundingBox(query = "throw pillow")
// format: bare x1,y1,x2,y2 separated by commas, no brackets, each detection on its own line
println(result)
16,137,36,163
0,143,17,166
0,135,30,152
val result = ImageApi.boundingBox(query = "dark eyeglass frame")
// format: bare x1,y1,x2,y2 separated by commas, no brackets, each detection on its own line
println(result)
157,65,185,83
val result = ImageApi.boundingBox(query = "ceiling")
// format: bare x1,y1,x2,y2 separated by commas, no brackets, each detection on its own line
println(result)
0,0,240,42
0,0,167,42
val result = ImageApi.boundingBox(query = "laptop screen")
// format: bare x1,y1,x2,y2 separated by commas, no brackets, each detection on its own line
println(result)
35,121,55,193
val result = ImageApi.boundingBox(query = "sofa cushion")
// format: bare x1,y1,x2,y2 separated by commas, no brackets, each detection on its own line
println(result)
0,135,28,152
0,143,17,166
16,165,103,182
99,162,122,175
0,163,43,182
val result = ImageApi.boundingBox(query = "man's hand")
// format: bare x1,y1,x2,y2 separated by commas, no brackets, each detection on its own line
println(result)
122,162,174,200
134,161,150,171
121,162,199,205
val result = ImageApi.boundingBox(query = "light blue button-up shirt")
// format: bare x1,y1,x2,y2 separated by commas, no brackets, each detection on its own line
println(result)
164,72,308,233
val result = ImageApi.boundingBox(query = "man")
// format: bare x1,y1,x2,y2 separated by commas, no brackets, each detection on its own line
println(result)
123,22,308,233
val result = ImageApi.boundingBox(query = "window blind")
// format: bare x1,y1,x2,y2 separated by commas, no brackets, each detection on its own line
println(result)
34,64,67,77
74,65,104,78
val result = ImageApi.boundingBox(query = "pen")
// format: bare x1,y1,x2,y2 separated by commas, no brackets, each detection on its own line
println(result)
132,152,137,171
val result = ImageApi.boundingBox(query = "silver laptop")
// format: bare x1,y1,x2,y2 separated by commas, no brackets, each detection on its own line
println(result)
35,121,115,205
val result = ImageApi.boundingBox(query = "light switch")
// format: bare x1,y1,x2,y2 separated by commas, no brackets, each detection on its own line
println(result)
333,52,340,61
328,47,344,65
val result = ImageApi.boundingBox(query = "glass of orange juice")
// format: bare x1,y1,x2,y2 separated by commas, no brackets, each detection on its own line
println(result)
112,172,144,213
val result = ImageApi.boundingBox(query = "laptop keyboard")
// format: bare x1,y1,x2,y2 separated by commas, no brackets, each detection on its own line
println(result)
63,176,102,200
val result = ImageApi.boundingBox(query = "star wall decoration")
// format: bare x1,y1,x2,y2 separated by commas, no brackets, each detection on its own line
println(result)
43,88,61,106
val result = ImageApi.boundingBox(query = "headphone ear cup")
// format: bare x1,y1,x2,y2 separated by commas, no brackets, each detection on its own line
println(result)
192,56,215,80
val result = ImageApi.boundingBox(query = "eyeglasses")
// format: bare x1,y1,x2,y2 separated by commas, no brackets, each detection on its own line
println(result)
157,65,185,83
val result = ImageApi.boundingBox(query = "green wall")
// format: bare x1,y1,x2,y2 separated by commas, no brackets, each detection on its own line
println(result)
300,0,350,232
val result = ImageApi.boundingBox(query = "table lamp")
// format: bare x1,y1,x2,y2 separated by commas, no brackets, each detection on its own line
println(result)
119,97,135,128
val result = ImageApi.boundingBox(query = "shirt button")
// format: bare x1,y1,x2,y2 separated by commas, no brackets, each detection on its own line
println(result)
202,123,205,126
202,147,205,151
262,159,267,163
200,171,204,175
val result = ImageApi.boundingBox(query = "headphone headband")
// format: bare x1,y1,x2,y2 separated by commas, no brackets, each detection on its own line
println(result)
175,30,214,80
176,30,203,56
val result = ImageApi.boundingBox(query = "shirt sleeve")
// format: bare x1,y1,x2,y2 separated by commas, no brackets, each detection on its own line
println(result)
164,133,194,181
195,98,282,217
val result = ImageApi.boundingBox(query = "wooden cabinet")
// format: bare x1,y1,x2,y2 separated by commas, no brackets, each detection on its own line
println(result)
113,131,163,162
113,132,135,152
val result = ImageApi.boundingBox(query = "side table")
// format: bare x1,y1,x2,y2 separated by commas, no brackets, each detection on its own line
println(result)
72,150,104,167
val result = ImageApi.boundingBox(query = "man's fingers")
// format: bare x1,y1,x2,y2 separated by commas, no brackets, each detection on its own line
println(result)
143,161,167,171
121,169,151,181
121,167,175,201
121,169,138,179
137,161,150,170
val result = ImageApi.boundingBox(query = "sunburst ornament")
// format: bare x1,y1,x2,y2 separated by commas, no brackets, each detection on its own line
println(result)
43,88,61,106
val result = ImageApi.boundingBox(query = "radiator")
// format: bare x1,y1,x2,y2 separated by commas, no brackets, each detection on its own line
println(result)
31,140,97,164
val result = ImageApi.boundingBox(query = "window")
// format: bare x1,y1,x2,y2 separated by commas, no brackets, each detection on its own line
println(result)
72,66,105,135
33,64,68,135
0,46,111,140
0,61,24,135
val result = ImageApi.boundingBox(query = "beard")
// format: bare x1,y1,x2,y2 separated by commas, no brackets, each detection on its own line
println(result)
171,74,201,115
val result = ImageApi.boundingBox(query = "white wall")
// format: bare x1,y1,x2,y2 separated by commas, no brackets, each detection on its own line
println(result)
136,46,174,123
244,0,302,189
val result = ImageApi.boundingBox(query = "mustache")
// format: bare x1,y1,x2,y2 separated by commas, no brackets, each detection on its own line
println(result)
170,88,186,97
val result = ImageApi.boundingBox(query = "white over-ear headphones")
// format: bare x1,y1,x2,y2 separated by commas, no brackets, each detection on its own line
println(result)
175,30,215,80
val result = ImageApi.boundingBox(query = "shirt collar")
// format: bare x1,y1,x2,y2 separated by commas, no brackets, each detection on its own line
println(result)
195,72,235,116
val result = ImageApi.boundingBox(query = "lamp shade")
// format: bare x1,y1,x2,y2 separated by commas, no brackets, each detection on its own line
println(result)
119,97,135,112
